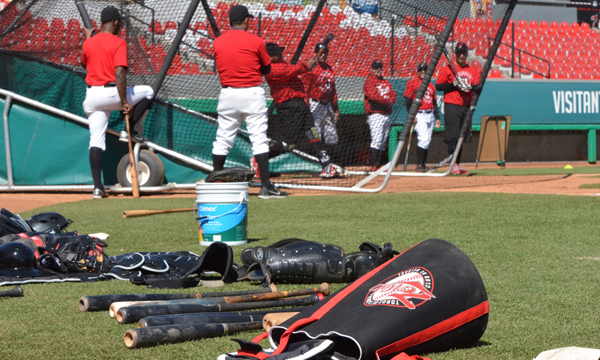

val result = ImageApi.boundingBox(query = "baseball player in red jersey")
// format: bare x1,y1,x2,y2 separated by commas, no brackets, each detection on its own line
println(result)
303,43,341,178
363,60,397,171
81,6,154,199
435,42,480,175
404,62,441,172
212,5,287,199
264,43,333,175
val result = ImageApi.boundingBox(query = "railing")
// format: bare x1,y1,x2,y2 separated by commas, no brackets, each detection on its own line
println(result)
492,23,551,79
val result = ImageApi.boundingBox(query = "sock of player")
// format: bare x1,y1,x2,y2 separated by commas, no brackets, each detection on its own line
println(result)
254,152,271,189
212,154,227,172
89,147,104,190
417,147,426,166
131,98,153,136
370,147,381,167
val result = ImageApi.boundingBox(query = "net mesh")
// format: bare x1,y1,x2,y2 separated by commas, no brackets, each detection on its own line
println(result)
0,0,513,187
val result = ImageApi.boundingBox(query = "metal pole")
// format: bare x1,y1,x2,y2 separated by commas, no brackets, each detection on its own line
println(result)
390,16,395,76
290,0,327,64
258,13,262,37
151,0,201,93
201,0,221,38
3,96,14,187
511,22,515,78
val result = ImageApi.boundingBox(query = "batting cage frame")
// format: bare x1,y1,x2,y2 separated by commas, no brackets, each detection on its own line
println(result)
0,0,518,193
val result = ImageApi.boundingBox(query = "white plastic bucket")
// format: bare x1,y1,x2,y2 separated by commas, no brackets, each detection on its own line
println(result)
195,182,249,246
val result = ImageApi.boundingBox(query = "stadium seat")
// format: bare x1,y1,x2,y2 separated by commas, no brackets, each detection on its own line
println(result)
488,69,502,78
292,4,303,13
217,2,228,11
266,3,277,11
549,21,559,30
529,20,538,29
150,20,164,34
518,19,528,28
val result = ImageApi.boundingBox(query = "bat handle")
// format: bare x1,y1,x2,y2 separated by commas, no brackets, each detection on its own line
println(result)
0,286,23,298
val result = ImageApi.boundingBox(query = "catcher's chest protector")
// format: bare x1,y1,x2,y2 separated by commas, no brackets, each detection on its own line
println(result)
237,239,489,360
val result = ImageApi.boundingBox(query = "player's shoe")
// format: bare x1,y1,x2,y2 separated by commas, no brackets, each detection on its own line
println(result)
320,164,337,178
370,166,381,172
250,157,260,180
415,165,428,173
258,186,288,199
93,188,108,199
452,164,470,176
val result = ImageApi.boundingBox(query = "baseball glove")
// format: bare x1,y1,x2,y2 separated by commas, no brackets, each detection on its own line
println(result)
205,167,255,183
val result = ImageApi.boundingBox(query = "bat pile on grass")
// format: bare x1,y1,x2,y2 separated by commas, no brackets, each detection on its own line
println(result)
79,283,330,348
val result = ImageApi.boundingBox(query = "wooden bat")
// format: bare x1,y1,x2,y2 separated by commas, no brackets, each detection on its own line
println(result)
402,122,416,171
124,321,263,349
122,208,194,218
262,312,299,331
0,286,23,298
125,114,140,198
117,293,324,324
79,284,277,312
137,308,304,328
110,283,330,318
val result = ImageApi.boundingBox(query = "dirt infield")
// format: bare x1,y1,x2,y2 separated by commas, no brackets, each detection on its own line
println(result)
2,162,599,214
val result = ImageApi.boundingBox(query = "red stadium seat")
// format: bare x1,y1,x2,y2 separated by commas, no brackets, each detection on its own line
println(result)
280,3,290,13
549,21,559,30
518,19,527,28
266,3,277,11
164,20,177,32
150,20,164,34
292,4,303,13
559,21,569,30
217,2,228,11
488,69,502,78
529,20,538,29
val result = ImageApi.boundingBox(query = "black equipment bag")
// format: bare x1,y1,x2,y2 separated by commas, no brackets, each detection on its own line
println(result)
229,239,488,360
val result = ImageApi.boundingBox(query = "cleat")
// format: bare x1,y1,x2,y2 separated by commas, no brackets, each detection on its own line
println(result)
258,186,288,199
93,188,108,199
415,165,428,173
320,164,337,178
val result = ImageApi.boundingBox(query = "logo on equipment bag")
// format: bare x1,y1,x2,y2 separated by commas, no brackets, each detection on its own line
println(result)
364,267,435,309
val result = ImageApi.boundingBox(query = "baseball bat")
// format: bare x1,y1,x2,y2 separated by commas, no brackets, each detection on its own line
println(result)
323,32,334,47
137,308,304,328
402,122,416,171
109,283,330,317
262,312,299,331
75,0,94,30
435,35,462,79
124,321,263,349
125,115,140,198
117,294,324,324
79,284,277,312
122,208,194,218
0,286,23,298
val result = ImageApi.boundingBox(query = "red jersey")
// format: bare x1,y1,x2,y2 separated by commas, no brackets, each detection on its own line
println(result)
404,77,437,111
265,61,309,103
303,62,338,112
436,63,481,106
363,73,397,115
213,29,270,88
81,32,128,86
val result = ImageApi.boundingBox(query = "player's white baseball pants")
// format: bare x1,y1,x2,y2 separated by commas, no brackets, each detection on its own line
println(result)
309,99,338,145
366,113,391,151
213,86,269,156
414,110,436,149
83,85,154,150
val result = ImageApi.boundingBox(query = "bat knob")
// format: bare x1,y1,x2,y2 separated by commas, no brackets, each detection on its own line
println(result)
317,293,325,301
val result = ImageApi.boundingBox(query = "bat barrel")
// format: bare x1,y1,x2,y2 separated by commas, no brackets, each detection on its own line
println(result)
79,285,277,312
117,294,322,324
137,308,305,328
124,321,263,348
0,286,23,298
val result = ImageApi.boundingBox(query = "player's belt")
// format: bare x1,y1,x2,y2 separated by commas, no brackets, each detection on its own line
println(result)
310,99,329,105
86,83,116,89
418,109,433,114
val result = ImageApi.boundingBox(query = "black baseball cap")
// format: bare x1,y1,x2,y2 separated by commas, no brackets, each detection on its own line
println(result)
229,5,254,22
455,42,469,54
417,62,428,72
101,6,121,23
371,60,383,70
315,43,328,53
266,43,285,56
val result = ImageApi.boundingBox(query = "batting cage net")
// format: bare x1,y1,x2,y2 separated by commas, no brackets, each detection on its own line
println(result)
0,0,514,190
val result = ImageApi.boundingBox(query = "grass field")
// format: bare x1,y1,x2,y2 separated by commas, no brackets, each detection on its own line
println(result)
1,192,599,360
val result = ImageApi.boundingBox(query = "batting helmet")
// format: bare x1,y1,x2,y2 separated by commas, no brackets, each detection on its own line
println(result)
455,42,469,54
0,209,32,236
314,43,328,53
0,242,40,277
26,212,73,234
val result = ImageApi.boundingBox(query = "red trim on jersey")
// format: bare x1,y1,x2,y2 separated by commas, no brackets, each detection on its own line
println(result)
265,61,309,103
363,73,397,115
81,32,128,86
213,29,271,88
436,63,480,106
303,62,338,112
375,301,490,359
404,77,437,111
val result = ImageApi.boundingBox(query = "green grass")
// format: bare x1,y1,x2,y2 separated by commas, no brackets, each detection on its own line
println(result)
1,193,600,360
579,183,600,189
468,166,600,176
